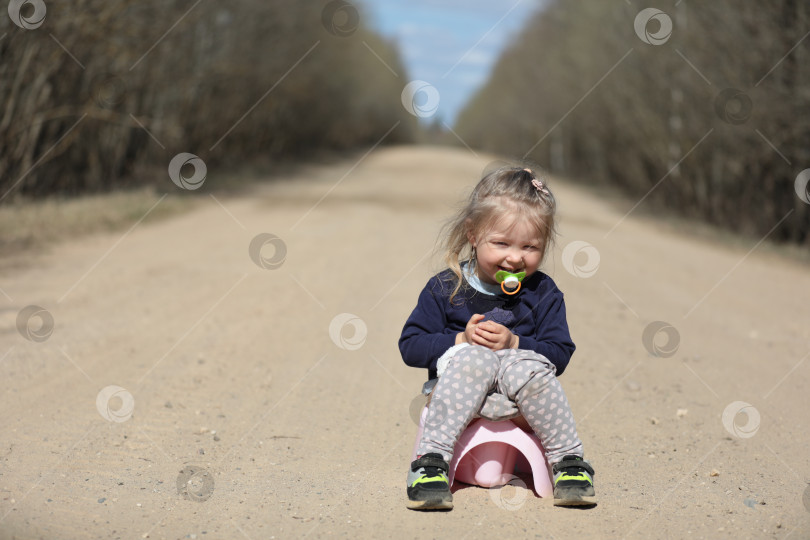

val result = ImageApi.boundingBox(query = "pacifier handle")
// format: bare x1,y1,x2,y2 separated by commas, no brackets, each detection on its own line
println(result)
501,281,521,295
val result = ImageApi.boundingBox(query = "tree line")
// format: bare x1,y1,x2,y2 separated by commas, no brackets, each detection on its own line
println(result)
0,0,414,200
456,0,809,245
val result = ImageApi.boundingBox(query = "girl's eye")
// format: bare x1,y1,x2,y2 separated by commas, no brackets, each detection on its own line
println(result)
524,245,537,250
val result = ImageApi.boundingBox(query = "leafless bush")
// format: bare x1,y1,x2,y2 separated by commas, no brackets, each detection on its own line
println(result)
456,1,809,245
0,0,414,200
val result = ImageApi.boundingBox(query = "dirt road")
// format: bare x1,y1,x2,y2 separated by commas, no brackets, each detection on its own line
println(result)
1,146,808,539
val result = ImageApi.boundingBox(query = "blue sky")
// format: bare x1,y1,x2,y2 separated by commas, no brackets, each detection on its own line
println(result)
357,0,547,125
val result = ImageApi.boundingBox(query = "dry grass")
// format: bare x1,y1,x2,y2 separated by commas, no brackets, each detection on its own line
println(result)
0,187,200,259
0,149,361,265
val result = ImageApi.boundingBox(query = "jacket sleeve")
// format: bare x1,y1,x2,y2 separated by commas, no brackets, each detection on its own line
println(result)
398,279,459,372
517,288,576,376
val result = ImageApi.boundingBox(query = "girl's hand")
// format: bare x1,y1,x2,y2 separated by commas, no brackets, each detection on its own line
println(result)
472,320,518,351
459,313,486,344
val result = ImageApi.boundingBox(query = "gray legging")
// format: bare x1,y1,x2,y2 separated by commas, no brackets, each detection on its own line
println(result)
417,345,583,465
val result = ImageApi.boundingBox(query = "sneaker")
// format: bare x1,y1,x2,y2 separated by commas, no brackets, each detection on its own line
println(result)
552,455,597,507
406,453,453,510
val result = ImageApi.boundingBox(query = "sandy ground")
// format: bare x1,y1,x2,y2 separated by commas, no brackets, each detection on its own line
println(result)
1,145,809,539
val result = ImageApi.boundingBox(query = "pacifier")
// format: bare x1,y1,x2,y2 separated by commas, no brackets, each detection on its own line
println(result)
495,270,526,295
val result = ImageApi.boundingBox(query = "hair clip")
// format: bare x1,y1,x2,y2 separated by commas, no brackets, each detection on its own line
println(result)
531,178,550,195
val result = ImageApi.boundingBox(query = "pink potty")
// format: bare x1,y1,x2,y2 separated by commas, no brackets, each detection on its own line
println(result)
412,408,553,497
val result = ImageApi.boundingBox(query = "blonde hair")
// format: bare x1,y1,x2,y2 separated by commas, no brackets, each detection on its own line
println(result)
440,167,557,303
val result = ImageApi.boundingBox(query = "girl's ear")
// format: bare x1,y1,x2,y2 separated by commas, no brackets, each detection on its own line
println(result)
464,220,476,247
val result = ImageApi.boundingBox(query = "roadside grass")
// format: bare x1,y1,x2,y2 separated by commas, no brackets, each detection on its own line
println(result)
0,151,347,265
0,187,200,260
566,178,810,266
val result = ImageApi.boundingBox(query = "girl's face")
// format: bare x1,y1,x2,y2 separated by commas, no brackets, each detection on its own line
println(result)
468,218,544,285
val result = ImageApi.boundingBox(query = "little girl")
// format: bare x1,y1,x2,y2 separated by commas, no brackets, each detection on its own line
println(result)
399,167,596,510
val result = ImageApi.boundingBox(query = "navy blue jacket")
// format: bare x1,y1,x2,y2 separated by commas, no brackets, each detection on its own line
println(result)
399,269,576,380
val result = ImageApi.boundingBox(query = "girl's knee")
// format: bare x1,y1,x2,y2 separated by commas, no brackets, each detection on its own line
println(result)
465,344,494,356
451,345,499,377
465,344,499,363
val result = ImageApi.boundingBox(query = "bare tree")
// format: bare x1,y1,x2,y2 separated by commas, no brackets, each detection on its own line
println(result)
456,0,809,245
0,0,414,201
